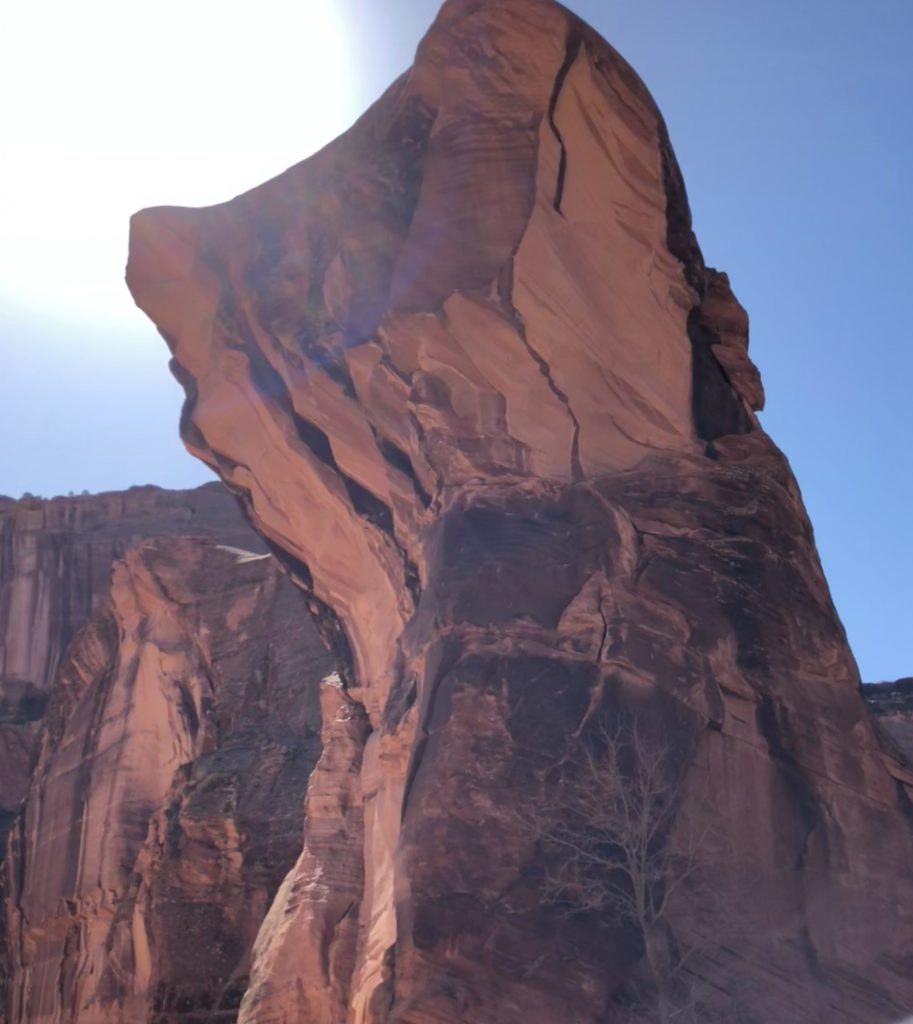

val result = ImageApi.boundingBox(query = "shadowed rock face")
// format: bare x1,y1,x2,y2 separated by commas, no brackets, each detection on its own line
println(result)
0,484,260,856
3,535,333,1024
127,1,913,1021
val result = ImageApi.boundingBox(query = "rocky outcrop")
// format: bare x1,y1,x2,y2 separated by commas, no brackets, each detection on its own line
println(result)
866,678,913,761
127,1,913,1021
4,535,332,1024
0,484,257,854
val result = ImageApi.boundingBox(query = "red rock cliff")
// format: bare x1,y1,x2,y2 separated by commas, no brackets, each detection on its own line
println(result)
0,484,258,853
3,531,333,1024
127,1,913,1021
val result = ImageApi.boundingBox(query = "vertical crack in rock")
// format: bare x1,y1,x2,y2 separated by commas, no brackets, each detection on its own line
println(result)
497,259,583,479
515,320,584,480
547,33,581,215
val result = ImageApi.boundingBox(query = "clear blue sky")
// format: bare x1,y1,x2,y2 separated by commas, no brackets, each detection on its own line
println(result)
1,1,910,682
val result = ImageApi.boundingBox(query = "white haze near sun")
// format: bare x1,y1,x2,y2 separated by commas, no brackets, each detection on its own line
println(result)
1,0,355,328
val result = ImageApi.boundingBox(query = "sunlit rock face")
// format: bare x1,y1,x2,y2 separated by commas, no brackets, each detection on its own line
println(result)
0,484,257,856
128,0,913,1020
3,535,332,1024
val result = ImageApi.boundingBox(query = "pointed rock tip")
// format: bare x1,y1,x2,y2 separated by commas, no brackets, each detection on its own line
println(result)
126,204,211,332
127,206,201,288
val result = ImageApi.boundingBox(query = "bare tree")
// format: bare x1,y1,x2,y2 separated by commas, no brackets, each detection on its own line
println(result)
525,716,732,1024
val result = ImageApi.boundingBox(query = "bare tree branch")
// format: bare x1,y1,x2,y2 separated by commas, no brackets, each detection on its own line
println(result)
518,713,741,1024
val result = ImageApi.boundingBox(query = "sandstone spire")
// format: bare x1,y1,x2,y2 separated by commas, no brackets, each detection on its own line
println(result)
127,2,913,1020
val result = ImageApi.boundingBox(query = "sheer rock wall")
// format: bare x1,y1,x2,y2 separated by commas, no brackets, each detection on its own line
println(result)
0,484,257,852
1,495,332,1024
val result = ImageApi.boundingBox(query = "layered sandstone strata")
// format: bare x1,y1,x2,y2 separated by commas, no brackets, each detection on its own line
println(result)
3,536,332,1024
127,1,913,1021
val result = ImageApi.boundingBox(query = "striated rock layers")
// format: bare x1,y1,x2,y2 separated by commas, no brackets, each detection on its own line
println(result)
0,484,258,854
127,1,913,1021
1,492,334,1024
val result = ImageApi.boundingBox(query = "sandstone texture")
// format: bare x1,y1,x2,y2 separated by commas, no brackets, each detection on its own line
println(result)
126,1,913,1021
0,484,257,854
3,531,332,1024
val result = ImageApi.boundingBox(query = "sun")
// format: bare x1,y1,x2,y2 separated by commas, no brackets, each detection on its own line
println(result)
0,0,354,331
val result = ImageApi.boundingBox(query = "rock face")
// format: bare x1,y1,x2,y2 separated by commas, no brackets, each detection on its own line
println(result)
866,678,913,761
127,1,913,1021
0,484,257,854
1,493,333,1024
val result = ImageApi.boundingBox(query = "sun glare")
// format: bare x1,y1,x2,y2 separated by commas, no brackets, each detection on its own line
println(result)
0,0,354,330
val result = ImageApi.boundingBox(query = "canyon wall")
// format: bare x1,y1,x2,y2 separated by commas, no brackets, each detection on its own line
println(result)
120,0,913,1021
0,484,257,852
1,489,333,1024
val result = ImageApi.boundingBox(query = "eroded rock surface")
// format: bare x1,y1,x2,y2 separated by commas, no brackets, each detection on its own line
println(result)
127,1,913,1021
0,484,256,854
3,535,331,1024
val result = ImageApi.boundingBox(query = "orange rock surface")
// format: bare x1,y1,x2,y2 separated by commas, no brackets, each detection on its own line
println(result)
1,494,333,1024
0,489,337,1024
0,484,257,854
123,1,913,1021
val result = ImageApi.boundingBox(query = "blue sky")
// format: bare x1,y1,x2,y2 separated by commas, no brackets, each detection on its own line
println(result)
1,0,910,681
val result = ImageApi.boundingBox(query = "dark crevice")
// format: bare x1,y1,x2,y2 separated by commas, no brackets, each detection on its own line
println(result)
658,128,752,443
373,354,440,508
175,682,200,741
382,674,418,734
378,353,413,388
400,643,465,824
547,34,581,215
658,128,704,295
290,413,336,469
403,562,422,607
401,734,429,826
687,311,752,442
343,476,394,536
374,433,432,510
595,605,609,666
756,695,821,871
262,537,314,590
261,538,356,689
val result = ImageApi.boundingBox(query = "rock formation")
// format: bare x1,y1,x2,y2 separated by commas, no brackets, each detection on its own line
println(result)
866,678,913,762
124,0,913,1021
1,491,333,1024
0,484,256,854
